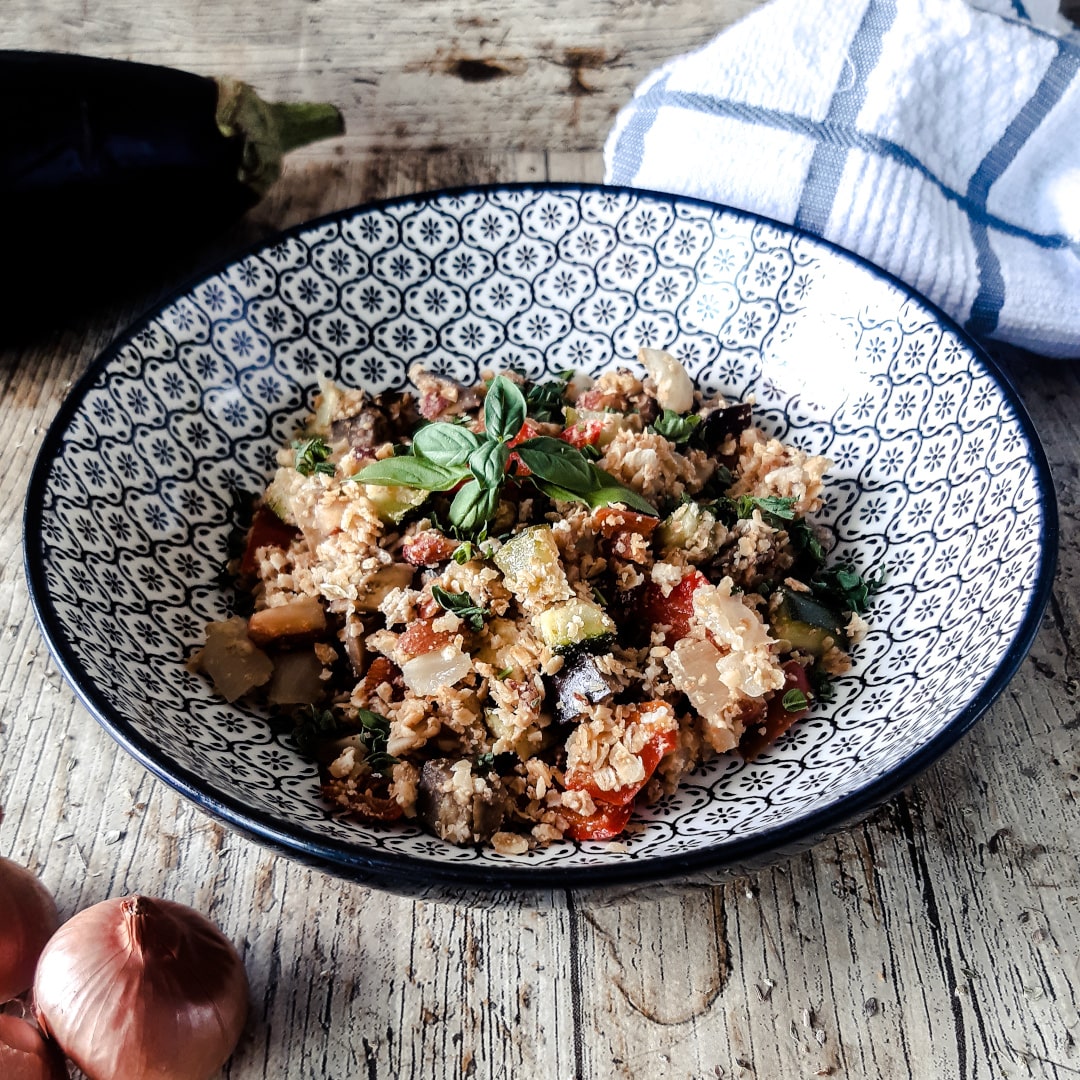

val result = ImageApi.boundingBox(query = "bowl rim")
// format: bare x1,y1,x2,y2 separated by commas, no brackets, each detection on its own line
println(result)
22,181,1059,893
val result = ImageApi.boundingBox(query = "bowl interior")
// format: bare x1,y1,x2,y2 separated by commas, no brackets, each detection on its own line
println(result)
26,185,1052,881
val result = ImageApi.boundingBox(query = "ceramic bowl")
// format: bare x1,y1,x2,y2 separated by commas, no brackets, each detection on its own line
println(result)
24,184,1056,896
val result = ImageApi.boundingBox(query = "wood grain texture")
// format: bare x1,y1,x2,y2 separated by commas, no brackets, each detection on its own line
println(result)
2,2,1080,1076
0,0,764,154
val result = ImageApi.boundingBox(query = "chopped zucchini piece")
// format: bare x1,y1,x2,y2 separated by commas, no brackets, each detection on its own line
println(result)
770,586,846,658
354,563,415,612
658,502,713,551
264,469,298,525
536,598,616,656
363,484,430,524
492,526,572,610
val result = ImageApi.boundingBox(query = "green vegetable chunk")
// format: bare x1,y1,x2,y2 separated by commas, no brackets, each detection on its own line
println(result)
536,598,616,656
770,586,847,658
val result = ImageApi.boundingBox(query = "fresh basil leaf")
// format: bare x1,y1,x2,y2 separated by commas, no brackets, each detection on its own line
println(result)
412,423,481,466
353,456,469,491
587,467,659,516
469,440,510,490
431,583,487,631
484,376,528,442
448,479,500,535
650,410,702,446
515,436,596,493
531,478,591,508
583,483,659,517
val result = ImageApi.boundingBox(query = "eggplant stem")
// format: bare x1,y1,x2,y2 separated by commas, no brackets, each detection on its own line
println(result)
269,102,345,154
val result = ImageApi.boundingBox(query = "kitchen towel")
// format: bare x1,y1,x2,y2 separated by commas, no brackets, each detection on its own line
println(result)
604,0,1080,358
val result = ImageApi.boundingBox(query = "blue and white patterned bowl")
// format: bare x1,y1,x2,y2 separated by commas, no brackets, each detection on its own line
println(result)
24,184,1056,896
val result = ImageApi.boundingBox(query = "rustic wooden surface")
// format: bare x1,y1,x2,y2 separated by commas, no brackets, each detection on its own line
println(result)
2,4,1080,1079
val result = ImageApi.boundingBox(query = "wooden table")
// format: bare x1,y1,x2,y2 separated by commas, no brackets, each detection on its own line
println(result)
2,4,1079,1077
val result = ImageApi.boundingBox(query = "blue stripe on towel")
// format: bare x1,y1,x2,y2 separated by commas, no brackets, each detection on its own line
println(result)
965,42,1080,337
795,0,897,235
608,74,670,186
651,88,1079,254
1011,0,1030,20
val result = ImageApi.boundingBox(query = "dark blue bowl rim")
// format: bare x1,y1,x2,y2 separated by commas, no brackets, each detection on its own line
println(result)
22,181,1059,893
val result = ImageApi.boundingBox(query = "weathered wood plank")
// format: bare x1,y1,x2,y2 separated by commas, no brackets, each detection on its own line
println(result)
0,0,764,154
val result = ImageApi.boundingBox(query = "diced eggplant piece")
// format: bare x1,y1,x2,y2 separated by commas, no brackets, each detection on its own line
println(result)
701,401,753,453
193,617,273,702
769,586,847,658
550,654,618,723
409,363,483,420
267,648,325,706
330,390,421,451
355,563,415,612
417,759,509,844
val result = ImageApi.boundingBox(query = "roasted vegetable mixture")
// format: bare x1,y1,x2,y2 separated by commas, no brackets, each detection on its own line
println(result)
193,349,878,852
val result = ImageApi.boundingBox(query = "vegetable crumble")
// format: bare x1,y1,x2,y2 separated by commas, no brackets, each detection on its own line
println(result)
192,349,878,850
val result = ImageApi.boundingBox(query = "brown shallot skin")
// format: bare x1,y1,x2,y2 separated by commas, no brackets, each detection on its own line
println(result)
34,895,249,1080
0,857,60,1003
0,1014,66,1080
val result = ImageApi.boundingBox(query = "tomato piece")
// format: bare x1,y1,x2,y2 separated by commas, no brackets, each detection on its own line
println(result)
397,618,454,659
507,419,539,477
739,660,812,760
566,702,678,807
239,506,300,576
402,530,459,567
560,418,604,450
593,506,660,564
641,569,708,643
562,802,634,841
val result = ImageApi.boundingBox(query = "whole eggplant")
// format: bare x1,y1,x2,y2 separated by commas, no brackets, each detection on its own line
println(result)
1,51,344,333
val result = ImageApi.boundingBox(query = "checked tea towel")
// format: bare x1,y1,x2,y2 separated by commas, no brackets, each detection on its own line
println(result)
604,0,1080,357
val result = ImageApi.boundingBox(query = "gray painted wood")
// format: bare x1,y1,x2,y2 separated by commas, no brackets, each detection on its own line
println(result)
2,4,1079,1077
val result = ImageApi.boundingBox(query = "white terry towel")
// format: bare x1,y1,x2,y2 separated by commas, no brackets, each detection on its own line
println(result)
604,0,1080,358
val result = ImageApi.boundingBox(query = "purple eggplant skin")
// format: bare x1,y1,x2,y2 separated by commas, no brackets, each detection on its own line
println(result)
1,51,343,334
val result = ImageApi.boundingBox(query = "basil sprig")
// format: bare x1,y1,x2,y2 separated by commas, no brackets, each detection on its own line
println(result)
352,374,657,537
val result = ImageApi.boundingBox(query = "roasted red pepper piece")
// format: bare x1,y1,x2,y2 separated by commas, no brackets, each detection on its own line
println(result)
566,703,679,807
562,803,634,841
560,418,604,450
739,660,812,760
641,569,708,643
507,419,539,477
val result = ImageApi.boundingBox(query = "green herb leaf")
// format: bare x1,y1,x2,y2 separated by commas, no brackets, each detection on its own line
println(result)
787,518,826,565
293,437,335,477
431,583,487,631
782,689,809,712
452,541,475,564
650,410,703,446
810,564,884,615
356,708,399,775
515,436,597,493
584,475,659,517
737,494,798,521
353,456,470,491
412,422,482,466
525,371,573,423
494,666,514,680
448,479,500,536
484,376,528,442
293,705,339,755
469,439,510,490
